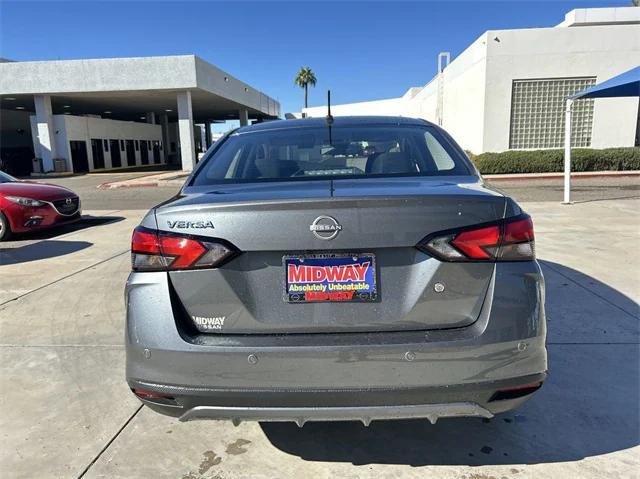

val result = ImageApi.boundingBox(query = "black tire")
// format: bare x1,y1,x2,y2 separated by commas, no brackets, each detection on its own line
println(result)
0,210,11,241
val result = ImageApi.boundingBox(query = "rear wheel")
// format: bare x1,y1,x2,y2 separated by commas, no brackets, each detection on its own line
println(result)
0,211,11,241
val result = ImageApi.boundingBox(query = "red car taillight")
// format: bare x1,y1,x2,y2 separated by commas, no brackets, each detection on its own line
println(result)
418,215,535,261
131,226,238,271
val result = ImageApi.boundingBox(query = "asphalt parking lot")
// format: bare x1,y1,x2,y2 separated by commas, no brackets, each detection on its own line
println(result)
0,175,638,478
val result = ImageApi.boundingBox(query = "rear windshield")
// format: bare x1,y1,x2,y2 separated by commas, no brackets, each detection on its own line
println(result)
190,124,471,186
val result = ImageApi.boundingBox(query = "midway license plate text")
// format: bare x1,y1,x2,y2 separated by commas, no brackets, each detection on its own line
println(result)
284,253,377,303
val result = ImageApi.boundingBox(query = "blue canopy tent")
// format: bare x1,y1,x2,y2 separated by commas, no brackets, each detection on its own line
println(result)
563,66,640,203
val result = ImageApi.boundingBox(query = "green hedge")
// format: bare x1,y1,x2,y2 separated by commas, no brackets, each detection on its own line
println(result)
468,147,640,175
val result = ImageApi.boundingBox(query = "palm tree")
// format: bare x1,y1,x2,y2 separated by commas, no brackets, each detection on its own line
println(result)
294,67,317,111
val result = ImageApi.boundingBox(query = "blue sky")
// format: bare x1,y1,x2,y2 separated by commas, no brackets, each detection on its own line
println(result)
0,0,631,119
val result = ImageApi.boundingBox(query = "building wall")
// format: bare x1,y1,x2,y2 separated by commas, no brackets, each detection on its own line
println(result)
304,97,408,118
409,34,489,153
303,35,490,153
482,24,640,152
30,115,163,172
2,57,197,98
194,57,280,118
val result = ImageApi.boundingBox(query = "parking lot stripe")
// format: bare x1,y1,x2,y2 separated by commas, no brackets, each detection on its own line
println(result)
76,404,144,479
0,249,129,307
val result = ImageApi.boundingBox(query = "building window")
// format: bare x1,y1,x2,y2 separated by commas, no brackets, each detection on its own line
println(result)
120,140,125,150
509,77,596,149
135,140,139,151
148,140,152,151
103,139,109,152
91,139,105,169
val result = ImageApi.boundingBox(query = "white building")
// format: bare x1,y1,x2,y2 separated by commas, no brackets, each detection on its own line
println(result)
301,7,640,154
0,55,280,175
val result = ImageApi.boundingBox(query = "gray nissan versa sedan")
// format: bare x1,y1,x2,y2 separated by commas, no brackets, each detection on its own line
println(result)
126,116,547,425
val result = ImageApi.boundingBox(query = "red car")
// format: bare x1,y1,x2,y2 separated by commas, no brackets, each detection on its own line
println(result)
0,171,81,241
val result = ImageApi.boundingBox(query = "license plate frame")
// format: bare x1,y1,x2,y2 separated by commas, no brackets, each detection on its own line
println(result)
283,253,377,303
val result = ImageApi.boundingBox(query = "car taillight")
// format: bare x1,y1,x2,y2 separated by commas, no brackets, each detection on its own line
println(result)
418,215,535,261
131,226,238,271
499,216,535,260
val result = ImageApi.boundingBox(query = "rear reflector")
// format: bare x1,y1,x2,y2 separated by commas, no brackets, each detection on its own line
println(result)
418,214,535,262
131,388,178,406
488,381,543,402
131,388,174,400
131,226,238,271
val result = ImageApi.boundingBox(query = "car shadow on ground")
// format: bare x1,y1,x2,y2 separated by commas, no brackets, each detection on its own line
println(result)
0,239,93,265
0,215,125,265
260,261,639,466
4,215,125,242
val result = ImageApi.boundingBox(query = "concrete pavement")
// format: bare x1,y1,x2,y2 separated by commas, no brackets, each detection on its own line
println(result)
0,200,638,478
26,172,180,211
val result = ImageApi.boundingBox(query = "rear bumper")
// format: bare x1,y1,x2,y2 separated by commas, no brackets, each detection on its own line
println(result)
130,373,545,425
180,403,494,425
125,261,547,423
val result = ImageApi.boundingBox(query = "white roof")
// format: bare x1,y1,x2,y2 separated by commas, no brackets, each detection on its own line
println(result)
0,55,280,121
556,7,640,28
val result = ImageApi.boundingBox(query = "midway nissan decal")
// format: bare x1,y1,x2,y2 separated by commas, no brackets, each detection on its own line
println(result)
284,253,377,302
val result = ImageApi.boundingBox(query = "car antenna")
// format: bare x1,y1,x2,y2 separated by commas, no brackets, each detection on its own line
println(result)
326,90,335,196
326,90,334,145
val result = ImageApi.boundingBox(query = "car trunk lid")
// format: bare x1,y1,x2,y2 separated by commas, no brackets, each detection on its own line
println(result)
159,178,505,334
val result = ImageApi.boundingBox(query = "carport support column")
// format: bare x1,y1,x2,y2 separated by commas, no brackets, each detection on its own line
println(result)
563,98,574,205
34,95,58,172
239,108,249,127
177,91,196,171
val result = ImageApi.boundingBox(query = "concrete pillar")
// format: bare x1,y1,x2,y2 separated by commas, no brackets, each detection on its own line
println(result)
205,121,213,148
29,116,40,159
160,113,170,163
34,95,58,172
239,109,249,127
177,91,196,171
146,112,156,124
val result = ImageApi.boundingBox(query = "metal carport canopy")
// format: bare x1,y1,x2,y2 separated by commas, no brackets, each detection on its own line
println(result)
563,66,640,203
571,66,640,100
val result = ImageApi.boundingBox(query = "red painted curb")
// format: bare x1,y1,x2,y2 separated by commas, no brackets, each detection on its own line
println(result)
97,182,159,189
